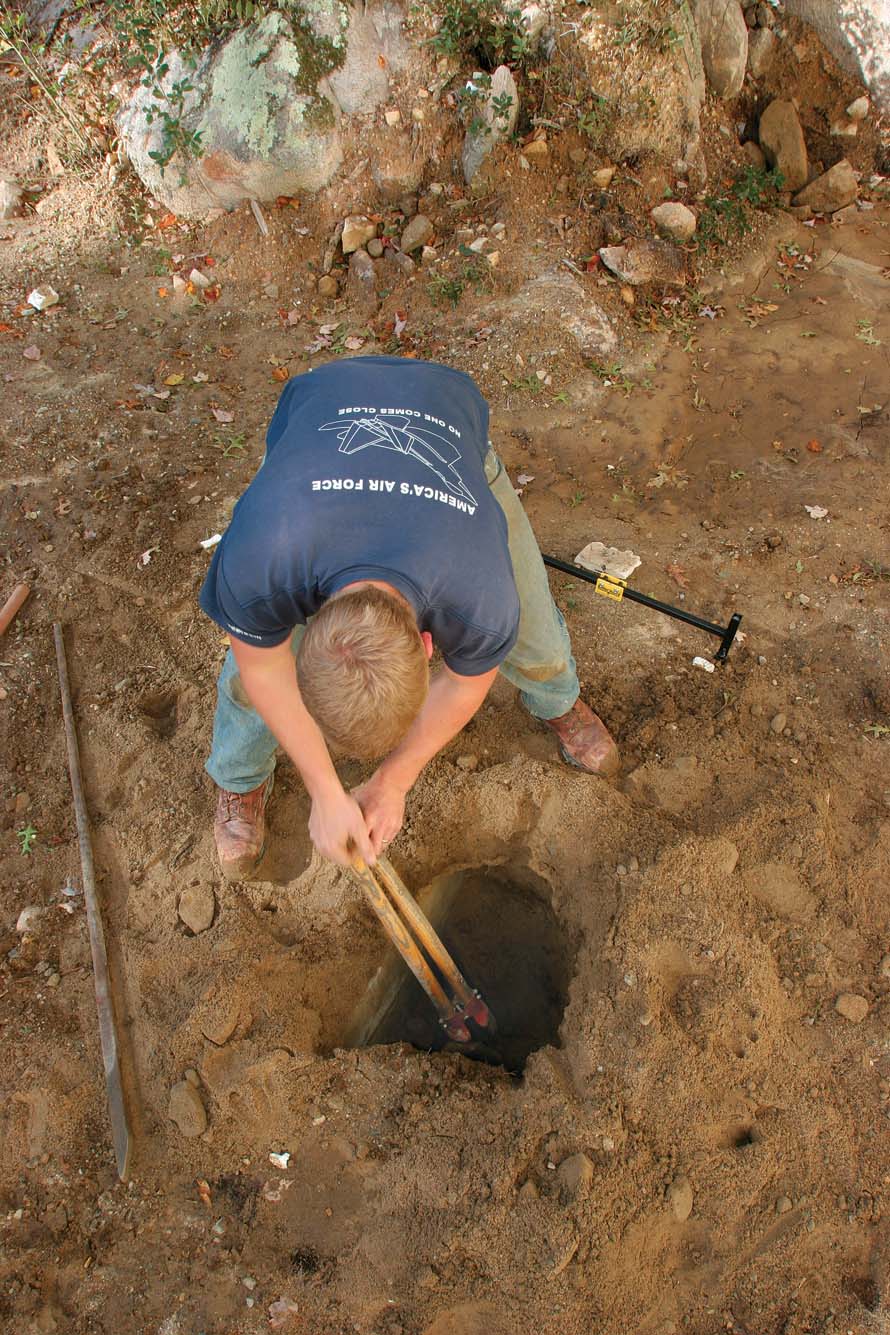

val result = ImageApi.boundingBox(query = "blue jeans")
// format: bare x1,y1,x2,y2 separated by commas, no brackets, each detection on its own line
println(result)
206,450,580,792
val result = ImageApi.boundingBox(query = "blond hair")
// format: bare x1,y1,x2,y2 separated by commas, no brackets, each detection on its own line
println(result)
296,587,429,759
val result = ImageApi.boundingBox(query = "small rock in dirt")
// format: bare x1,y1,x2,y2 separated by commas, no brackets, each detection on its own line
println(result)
651,202,697,243
388,250,416,277
747,26,776,77
592,165,616,189
366,236,384,258
846,96,869,121
523,136,549,162
835,992,869,1023
341,215,377,254
557,1152,594,1203
770,713,786,734
880,954,890,979
599,239,686,287
349,248,378,296
455,754,478,771
758,100,808,192
0,177,23,219
184,1067,201,1086
16,905,44,935
741,140,766,170
776,1195,793,1213
695,0,748,99
317,274,338,298
27,285,59,311
792,160,858,215
178,883,216,934
189,267,212,289
668,1175,694,1222
168,1080,207,1137
400,214,434,253
384,107,401,126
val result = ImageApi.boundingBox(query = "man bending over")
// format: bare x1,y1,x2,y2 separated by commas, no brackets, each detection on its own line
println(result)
200,356,619,876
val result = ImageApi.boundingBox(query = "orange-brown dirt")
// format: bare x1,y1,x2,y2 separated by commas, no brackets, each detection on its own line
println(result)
2,32,890,1335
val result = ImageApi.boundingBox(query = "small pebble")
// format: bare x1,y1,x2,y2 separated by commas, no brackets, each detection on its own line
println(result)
178,883,216,934
776,1195,792,1214
367,237,384,258
835,992,869,1023
668,1175,694,1222
879,954,890,978
46,973,60,988
455,754,478,771
770,713,786,734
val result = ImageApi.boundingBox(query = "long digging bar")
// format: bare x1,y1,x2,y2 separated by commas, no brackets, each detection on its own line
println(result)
542,555,742,663
53,624,132,1180
374,855,496,1034
350,855,472,1043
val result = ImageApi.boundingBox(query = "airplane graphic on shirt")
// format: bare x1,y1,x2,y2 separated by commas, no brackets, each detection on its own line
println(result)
319,415,477,507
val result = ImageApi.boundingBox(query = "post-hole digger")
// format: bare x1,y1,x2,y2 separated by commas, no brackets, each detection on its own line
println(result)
349,848,499,1057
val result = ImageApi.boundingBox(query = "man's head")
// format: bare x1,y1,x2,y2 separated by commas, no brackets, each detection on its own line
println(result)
296,585,431,760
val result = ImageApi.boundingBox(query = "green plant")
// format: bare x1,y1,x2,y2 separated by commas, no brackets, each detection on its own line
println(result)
214,432,248,456
142,57,204,170
613,0,684,53
856,320,882,346
428,0,531,69
427,274,466,308
696,165,784,251
17,825,38,856
577,95,612,144
510,374,543,394
864,723,890,739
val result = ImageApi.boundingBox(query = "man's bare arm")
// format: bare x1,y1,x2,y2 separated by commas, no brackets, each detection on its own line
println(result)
354,664,497,853
229,637,375,865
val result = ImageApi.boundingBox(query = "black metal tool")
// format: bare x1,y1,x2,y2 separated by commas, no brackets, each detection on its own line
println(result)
542,555,742,664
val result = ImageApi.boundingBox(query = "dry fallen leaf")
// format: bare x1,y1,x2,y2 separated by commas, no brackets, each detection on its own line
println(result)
196,1179,212,1208
164,373,185,386
268,1297,301,1330
272,366,289,381
0,322,24,337
22,345,41,360
156,212,178,230
666,563,689,589
806,438,822,452
804,504,829,520
211,407,234,423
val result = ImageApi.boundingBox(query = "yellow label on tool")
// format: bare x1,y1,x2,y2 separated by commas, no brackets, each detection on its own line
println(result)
595,574,626,601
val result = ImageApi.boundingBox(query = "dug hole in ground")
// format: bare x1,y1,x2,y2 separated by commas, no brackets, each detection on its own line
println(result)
2,25,890,1335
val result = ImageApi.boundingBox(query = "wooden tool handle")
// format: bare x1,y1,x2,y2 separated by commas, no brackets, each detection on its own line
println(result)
0,583,30,636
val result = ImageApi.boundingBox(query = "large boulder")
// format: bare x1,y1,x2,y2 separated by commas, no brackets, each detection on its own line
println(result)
784,0,890,113
758,98,808,191
118,4,409,219
694,0,748,98
793,159,859,213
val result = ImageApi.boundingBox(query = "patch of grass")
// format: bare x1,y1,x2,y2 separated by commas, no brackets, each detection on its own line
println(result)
577,95,612,145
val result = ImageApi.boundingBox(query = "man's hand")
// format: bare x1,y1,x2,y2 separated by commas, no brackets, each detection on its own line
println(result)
308,784,376,867
352,772,408,857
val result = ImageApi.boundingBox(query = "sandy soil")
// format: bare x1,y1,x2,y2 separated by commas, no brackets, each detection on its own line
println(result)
2,57,890,1335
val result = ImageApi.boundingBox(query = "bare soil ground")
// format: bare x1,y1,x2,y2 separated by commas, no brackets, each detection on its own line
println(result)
2,63,890,1335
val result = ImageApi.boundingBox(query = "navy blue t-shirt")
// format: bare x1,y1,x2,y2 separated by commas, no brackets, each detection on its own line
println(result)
199,357,520,675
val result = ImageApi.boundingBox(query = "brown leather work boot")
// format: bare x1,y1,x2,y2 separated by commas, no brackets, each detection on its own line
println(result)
544,700,620,778
214,776,274,880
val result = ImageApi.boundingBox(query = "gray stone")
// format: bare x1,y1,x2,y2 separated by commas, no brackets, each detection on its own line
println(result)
557,1152,595,1203
500,270,618,359
776,1195,793,1213
651,202,697,242
846,96,869,121
118,5,410,220
599,239,687,287
668,1175,694,1221
461,65,520,184
770,712,786,734
400,213,434,253
758,100,808,191
178,883,215,934
388,249,416,277
782,1,889,115
348,247,377,296
342,214,377,254
792,159,858,214
168,1080,207,1137
366,236,384,258
0,177,23,220
694,0,748,98
747,26,776,78
371,129,423,201
835,992,869,1023
317,273,339,297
